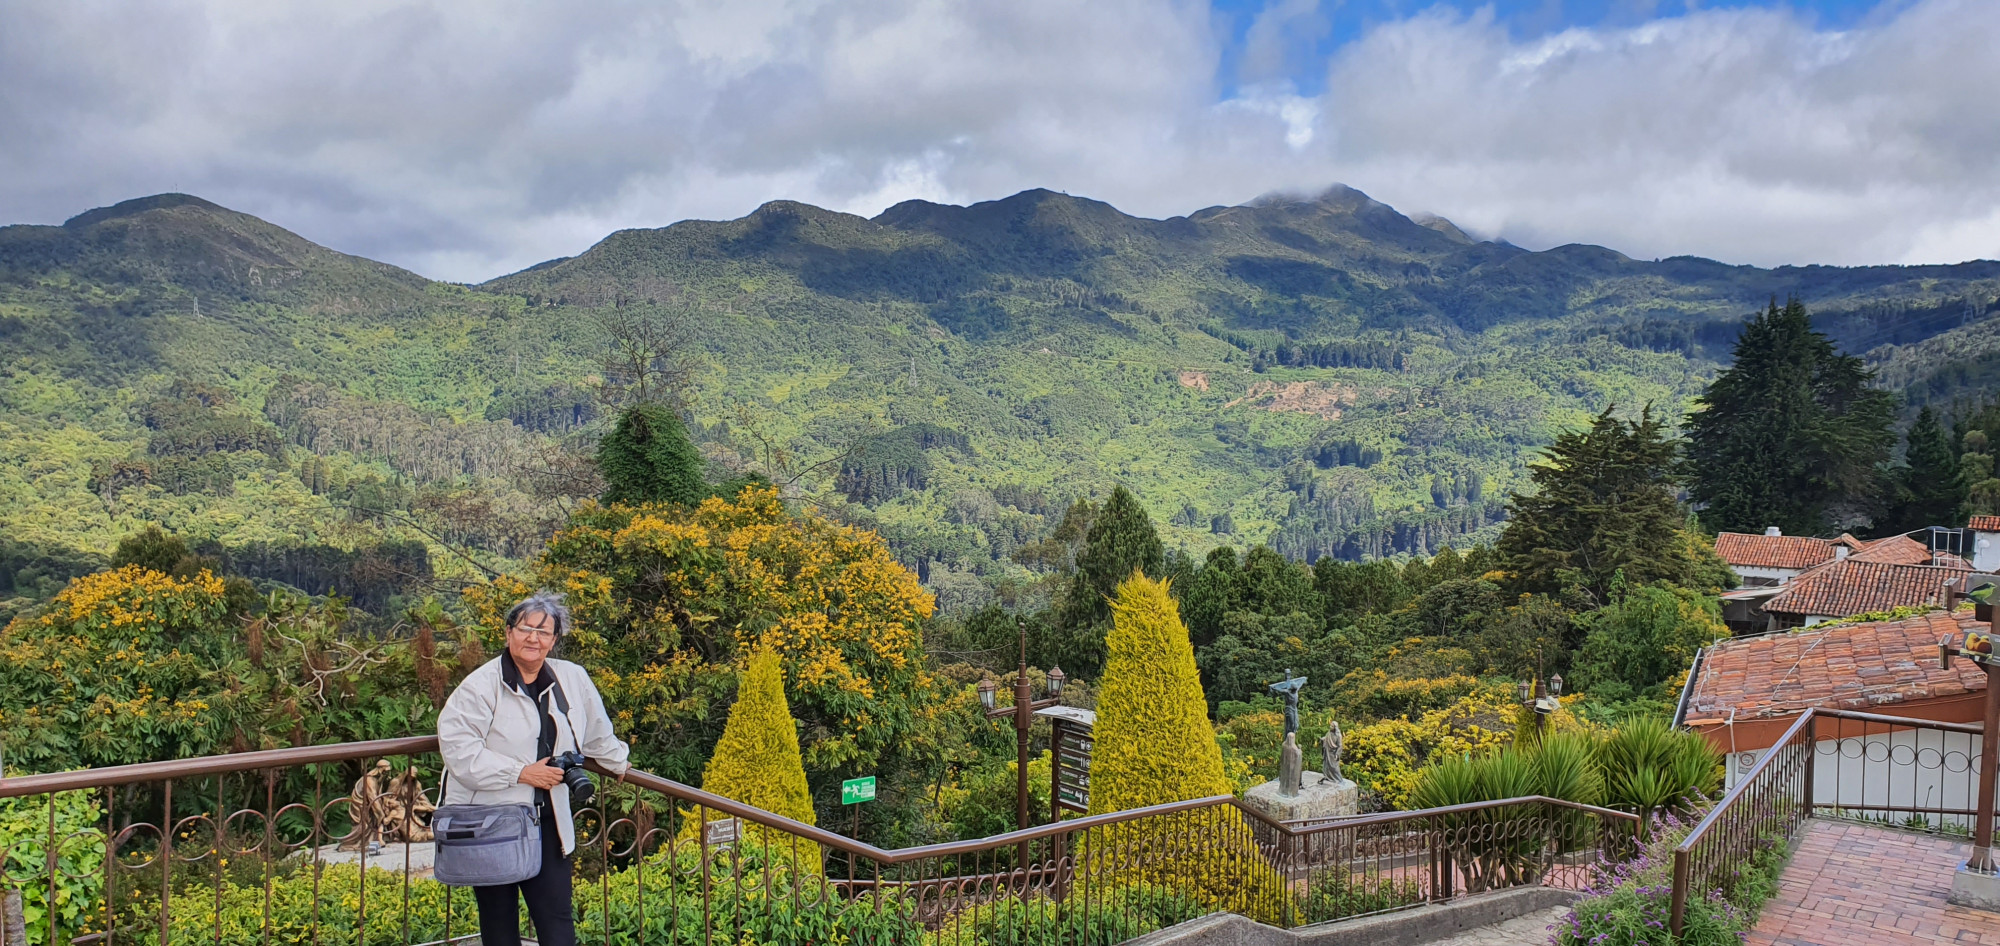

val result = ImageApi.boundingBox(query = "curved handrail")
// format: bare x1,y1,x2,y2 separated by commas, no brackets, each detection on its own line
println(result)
1672,708,1816,856
0,735,441,798
0,736,1639,865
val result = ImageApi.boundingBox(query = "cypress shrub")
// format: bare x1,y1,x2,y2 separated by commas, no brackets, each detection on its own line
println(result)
1088,573,1286,923
688,649,818,865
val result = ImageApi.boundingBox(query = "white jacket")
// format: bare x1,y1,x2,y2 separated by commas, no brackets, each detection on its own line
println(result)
438,655,631,855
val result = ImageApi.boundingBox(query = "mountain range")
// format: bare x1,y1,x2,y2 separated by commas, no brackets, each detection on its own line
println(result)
4,186,1998,615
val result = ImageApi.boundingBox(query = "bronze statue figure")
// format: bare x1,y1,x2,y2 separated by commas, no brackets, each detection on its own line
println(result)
1320,719,1344,783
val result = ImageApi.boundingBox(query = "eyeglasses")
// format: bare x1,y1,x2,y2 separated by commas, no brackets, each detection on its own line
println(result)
510,626,557,642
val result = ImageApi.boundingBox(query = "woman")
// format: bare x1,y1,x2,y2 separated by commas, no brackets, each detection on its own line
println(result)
438,593,630,946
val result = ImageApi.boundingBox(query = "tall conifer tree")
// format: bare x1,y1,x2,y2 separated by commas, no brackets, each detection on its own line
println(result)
1886,406,1965,531
1499,405,1722,601
1684,298,1895,534
1056,486,1163,676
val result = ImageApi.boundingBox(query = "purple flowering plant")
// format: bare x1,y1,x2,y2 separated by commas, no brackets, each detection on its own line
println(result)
1551,811,1784,946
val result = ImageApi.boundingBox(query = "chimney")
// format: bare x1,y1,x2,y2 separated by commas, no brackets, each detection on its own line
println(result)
1835,545,1849,560
1765,526,1782,537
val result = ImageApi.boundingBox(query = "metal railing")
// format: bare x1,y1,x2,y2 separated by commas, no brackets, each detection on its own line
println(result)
1668,707,1988,936
0,738,1641,946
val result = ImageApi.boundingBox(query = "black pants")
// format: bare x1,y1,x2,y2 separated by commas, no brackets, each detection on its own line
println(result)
472,809,573,946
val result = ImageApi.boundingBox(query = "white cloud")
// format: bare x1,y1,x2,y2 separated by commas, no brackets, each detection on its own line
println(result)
0,0,1994,280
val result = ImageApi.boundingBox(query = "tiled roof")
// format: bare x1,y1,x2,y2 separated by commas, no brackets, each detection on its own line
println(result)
1969,516,2000,533
1713,533,1837,570
1683,609,1986,724
1848,534,1936,565
1762,559,1971,619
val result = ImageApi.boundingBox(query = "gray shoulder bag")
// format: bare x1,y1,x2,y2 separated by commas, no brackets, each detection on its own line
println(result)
431,680,542,887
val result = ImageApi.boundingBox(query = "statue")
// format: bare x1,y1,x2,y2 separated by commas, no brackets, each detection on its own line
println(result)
339,759,394,852
1278,732,1303,797
339,760,436,851
1267,672,1307,738
1320,719,1344,783
381,766,436,843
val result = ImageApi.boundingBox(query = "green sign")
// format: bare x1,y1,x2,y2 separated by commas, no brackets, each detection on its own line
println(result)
841,776,877,805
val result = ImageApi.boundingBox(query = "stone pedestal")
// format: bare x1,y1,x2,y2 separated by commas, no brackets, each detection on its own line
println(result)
1951,862,2000,911
1240,771,1359,826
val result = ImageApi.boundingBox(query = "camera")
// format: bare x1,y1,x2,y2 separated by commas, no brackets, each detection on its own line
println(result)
547,751,594,806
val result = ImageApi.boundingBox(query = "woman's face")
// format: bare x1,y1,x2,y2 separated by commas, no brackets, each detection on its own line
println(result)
507,610,558,665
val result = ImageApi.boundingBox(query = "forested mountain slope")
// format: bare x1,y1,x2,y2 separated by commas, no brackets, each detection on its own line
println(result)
5,187,1999,616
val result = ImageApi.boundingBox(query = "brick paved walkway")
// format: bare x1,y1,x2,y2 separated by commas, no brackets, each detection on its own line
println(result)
1747,820,2000,945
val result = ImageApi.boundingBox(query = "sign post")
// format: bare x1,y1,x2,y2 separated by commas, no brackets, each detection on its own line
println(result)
841,776,875,884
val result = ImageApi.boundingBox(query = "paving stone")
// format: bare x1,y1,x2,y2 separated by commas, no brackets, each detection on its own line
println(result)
1746,820,2000,946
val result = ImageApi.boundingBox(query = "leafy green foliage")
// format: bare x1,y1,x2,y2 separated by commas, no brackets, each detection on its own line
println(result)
1499,405,1726,602
1572,582,1729,701
695,649,817,834
1056,486,1163,676
1686,298,1897,535
0,789,104,945
597,403,707,507
1884,405,1966,532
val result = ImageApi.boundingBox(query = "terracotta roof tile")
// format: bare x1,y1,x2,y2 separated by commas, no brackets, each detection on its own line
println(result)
1763,559,1971,619
1713,533,1837,570
1848,534,1936,565
1684,609,1986,724
1969,516,2000,533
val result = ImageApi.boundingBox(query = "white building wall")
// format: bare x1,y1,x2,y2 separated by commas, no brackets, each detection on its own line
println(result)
1722,727,1981,831
1972,530,2000,573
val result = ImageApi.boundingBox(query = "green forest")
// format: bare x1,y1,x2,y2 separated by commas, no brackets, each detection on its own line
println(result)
5,188,2000,625
6,187,1992,944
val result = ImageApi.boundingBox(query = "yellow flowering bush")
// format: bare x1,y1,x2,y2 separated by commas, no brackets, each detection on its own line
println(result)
472,487,936,786
1338,686,1518,810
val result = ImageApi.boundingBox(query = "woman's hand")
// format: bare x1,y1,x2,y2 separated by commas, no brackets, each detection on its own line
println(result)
518,758,564,790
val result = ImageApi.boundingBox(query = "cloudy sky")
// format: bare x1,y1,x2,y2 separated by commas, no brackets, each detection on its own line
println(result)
3,0,1994,282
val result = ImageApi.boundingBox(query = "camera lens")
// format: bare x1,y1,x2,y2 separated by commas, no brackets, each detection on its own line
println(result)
563,765,594,806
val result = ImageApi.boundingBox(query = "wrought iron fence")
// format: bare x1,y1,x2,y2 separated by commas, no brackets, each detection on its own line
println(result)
1256,797,1639,927
1807,708,1985,834
1668,706,1988,936
0,739,1641,946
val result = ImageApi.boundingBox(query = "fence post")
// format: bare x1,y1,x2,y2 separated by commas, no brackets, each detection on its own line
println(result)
1802,711,1817,821
0,889,21,946
1669,849,1689,938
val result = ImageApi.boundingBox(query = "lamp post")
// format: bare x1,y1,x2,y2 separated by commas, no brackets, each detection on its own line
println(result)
1519,673,1563,737
978,619,1065,866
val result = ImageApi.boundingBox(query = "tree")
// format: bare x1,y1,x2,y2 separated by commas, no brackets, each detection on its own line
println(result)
1179,547,1242,650
1570,581,1728,701
1685,298,1896,535
1089,573,1287,921
1886,406,1966,532
1090,573,1231,813
588,301,698,410
1499,405,1723,601
596,403,707,507
503,486,935,786
690,649,817,856
1055,486,1163,676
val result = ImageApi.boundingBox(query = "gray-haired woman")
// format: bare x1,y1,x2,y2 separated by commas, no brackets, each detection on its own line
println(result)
438,593,630,946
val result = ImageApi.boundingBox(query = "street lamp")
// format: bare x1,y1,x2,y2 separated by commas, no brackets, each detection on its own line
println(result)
1521,673,1563,736
979,619,1065,841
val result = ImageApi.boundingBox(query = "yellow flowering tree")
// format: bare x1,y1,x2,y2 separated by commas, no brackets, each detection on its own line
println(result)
1089,573,1286,922
3,565,456,773
473,486,936,789
0,566,232,768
